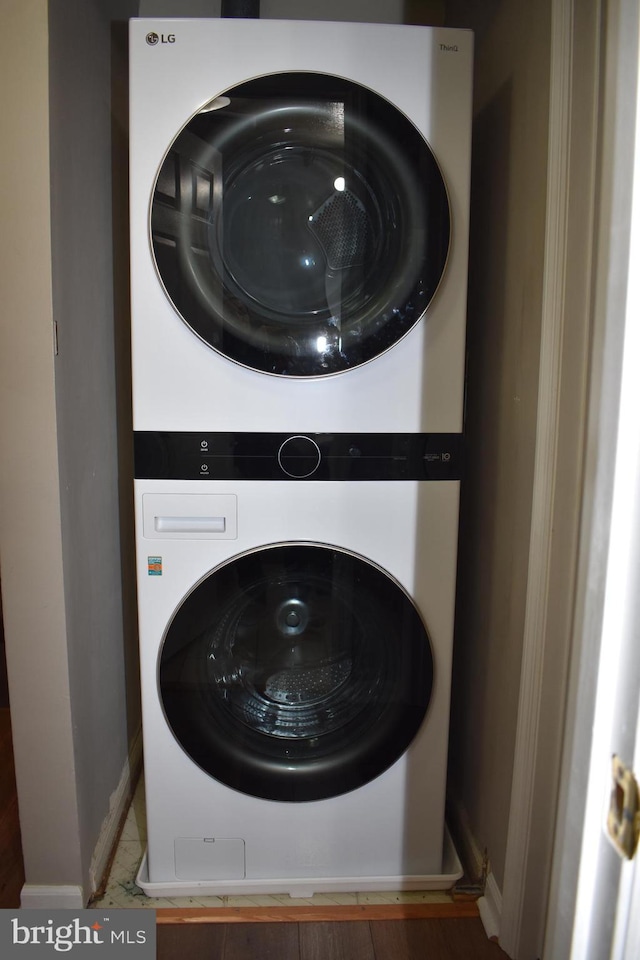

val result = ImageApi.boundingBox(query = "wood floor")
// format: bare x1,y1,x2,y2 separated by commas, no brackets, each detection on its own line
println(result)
158,918,509,959
0,707,25,908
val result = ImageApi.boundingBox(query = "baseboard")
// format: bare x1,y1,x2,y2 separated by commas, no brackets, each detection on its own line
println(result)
88,727,143,896
21,885,85,909
478,871,502,942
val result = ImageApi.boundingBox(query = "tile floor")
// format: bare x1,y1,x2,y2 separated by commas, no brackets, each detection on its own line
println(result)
92,778,456,911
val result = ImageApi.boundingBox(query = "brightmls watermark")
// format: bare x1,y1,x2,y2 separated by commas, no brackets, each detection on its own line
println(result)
0,910,155,958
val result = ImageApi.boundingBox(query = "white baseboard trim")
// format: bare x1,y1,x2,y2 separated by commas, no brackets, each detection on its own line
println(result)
88,727,143,895
478,871,503,944
21,885,85,909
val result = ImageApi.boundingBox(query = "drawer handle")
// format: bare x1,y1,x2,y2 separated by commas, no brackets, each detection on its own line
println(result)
154,516,226,534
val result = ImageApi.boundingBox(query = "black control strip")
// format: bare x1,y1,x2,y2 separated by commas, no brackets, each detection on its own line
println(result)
134,432,464,481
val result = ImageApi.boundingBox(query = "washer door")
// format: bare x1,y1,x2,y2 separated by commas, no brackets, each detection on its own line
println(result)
159,544,434,801
151,72,450,377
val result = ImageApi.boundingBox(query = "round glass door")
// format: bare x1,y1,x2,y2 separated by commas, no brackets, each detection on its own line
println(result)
151,72,450,377
159,544,434,801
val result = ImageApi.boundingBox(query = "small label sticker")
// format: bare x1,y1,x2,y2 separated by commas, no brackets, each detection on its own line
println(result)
148,556,162,576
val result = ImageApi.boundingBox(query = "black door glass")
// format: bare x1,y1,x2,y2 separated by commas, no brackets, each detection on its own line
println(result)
151,73,450,377
159,544,434,801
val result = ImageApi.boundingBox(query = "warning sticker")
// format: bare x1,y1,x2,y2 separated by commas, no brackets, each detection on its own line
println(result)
147,557,162,576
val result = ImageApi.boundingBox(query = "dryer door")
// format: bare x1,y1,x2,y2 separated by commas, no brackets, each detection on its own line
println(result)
159,543,434,801
151,73,450,377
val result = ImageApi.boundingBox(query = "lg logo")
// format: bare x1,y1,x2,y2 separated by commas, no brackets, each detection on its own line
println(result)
146,31,176,45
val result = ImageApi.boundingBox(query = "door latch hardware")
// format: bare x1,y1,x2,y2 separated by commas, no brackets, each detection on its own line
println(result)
607,755,640,859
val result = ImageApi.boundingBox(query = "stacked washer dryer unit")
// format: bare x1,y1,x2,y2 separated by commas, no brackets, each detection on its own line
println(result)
130,18,473,896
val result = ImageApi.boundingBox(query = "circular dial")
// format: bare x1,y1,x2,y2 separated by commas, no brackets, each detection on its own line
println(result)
277,436,322,478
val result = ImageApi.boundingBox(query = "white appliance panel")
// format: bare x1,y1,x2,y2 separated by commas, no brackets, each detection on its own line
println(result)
135,478,459,892
129,19,473,432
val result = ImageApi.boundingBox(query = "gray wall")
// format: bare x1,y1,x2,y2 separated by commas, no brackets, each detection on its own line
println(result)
48,0,140,892
0,0,138,903
138,0,404,21
447,0,552,889
0,0,84,893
